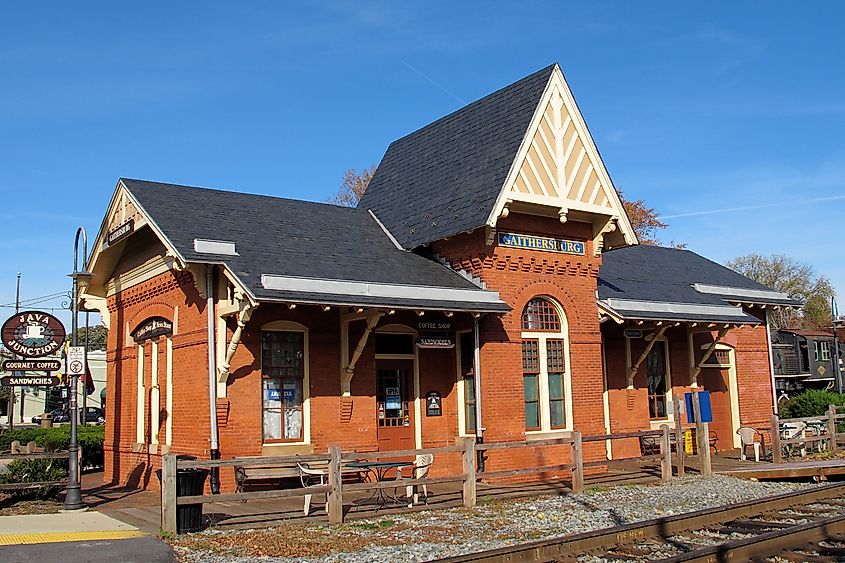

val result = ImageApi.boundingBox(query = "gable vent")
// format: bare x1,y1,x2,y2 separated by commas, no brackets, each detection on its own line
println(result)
193,239,238,256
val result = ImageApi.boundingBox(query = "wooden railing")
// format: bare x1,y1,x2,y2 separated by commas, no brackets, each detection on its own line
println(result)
582,426,673,483
160,430,680,534
0,443,70,493
769,405,845,463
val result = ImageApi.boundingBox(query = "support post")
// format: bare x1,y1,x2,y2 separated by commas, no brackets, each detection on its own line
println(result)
460,437,476,508
327,445,343,524
161,453,177,535
660,424,672,482
672,394,685,478
571,431,584,493
828,405,838,453
770,414,782,463
692,391,711,476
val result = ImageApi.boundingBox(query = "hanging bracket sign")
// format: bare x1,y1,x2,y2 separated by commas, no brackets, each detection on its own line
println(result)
1,311,66,358
0,374,61,386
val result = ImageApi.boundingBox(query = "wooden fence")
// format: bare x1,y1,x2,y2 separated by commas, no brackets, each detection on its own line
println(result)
769,404,845,463
161,429,681,534
0,442,70,493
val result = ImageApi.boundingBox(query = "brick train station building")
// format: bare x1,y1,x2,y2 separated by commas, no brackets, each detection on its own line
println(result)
81,64,798,490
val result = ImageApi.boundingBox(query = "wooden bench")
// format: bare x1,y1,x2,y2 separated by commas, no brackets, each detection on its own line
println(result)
233,457,367,515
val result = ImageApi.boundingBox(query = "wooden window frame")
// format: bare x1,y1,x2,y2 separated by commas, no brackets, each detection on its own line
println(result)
260,322,310,445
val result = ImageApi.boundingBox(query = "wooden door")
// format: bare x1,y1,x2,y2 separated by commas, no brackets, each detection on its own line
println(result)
376,360,415,451
700,366,733,451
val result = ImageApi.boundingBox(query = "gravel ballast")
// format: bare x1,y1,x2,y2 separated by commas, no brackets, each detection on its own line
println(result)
172,475,818,563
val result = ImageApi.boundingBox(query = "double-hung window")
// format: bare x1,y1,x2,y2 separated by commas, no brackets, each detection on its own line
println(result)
521,297,570,432
815,341,831,362
262,330,305,442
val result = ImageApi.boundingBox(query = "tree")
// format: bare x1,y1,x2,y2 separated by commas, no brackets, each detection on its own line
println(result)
71,325,108,351
726,253,833,330
327,166,377,207
618,190,684,248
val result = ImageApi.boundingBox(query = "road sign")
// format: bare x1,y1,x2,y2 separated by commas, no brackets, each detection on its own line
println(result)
2,359,62,372
68,346,85,376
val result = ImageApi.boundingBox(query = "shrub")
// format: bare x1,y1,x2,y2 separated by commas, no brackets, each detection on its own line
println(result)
780,389,845,419
0,458,68,499
0,426,104,469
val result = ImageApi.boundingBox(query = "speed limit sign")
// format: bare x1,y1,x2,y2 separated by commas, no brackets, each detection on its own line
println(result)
68,346,85,376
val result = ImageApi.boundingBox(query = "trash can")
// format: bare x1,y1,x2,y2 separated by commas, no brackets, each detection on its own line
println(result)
157,455,209,533
40,413,53,428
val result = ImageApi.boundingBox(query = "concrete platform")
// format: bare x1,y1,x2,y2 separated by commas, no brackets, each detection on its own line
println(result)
718,458,845,480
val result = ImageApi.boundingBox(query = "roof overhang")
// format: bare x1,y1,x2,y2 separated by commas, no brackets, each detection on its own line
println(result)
259,274,509,314
693,283,801,308
598,298,760,326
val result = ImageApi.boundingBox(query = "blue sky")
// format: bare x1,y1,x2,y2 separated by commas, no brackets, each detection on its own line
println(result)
2,2,844,327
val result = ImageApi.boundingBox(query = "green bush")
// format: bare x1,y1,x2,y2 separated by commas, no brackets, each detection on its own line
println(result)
0,458,68,499
0,426,104,469
780,389,845,419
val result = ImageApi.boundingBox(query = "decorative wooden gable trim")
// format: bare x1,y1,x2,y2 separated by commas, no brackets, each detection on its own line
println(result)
488,65,637,251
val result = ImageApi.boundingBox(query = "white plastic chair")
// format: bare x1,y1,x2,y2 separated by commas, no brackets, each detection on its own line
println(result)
780,422,808,459
736,426,762,462
297,461,328,516
401,454,434,507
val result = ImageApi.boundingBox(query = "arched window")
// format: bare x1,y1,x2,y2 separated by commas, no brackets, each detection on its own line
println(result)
521,297,571,431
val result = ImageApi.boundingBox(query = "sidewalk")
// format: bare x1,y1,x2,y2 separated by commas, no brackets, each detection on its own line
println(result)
0,510,174,562
0,511,143,545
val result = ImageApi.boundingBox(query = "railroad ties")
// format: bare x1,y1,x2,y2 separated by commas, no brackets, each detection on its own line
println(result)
435,483,845,562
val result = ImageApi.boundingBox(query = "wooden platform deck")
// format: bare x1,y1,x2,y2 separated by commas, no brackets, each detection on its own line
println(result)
78,450,844,534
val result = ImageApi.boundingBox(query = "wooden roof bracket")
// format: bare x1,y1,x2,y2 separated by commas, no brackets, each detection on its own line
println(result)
689,327,730,388
627,325,668,389
217,288,258,396
341,309,384,396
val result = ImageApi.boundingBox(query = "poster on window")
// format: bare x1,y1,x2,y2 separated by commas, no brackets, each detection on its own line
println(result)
266,388,281,401
386,395,402,410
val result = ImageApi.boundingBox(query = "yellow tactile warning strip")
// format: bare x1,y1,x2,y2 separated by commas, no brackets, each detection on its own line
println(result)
0,530,146,545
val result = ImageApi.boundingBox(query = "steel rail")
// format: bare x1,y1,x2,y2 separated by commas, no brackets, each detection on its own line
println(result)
656,513,845,562
431,482,845,563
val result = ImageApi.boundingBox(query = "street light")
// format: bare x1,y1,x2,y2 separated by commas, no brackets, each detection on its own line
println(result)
64,227,93,511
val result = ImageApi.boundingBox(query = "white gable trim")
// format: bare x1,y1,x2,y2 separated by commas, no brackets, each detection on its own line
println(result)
486,64,637,245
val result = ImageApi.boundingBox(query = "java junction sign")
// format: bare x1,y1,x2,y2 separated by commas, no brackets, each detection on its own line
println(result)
1,310,66,358
0,375,61,387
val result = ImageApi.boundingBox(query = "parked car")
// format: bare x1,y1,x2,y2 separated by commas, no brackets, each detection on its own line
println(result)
31,407,105,425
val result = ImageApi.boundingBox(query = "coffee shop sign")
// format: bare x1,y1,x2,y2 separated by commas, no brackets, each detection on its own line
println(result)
1,310,66,358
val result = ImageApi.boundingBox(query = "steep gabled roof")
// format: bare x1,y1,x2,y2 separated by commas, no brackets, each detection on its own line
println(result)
115,179,508,313
598,245,800,324
359,65,556,249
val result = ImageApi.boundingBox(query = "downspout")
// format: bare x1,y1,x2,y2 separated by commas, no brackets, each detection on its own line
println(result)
765,308,778,415
206,266,220,493
473,316,485,472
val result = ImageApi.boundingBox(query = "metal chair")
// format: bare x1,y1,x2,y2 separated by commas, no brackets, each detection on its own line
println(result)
401,453,434,507
297,461,328,516
736,426,762,462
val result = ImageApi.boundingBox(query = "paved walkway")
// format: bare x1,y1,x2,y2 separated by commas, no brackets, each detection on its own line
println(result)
0,512,143,545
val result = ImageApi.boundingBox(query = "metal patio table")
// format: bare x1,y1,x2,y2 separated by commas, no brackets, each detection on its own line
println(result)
346,460,413,509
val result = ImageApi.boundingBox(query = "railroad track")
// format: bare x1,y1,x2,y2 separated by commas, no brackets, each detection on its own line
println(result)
434,482,845,562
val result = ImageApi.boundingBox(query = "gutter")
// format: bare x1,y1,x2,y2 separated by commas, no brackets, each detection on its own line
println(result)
206,266,220,494
473,316,485,472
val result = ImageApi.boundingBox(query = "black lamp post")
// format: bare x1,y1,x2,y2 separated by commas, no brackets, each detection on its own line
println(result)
64,226,92,511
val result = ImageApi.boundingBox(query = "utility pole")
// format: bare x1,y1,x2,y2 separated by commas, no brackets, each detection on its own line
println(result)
6,273,21,429
833,296,842,394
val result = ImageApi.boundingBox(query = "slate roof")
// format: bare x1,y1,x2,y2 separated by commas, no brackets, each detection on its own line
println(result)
358,64,556,249
598,245,800,324
120,179,508,313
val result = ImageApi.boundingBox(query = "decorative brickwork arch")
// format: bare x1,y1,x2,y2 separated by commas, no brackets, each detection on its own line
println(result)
511,281,582,336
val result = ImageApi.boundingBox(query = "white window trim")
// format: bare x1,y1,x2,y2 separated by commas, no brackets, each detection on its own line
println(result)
522,298,573,434
456,329,476,437
260,320,310,446
641,337,673,428
135,343,145,445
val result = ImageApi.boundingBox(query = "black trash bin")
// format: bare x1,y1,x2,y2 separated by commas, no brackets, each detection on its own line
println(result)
157,455,209,533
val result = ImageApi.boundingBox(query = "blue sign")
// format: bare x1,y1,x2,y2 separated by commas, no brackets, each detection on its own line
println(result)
385,395,402,410
685,391,713,423
497,232,585,255
267,388,281,401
